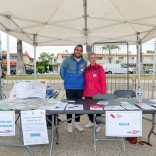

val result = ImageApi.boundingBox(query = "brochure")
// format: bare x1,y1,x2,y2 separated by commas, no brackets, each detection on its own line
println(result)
150,99,156,103
90,105,103,110
66,104,83,110
97,100,109,105
104,106,125,110
120,102,139,110
135,102,156,110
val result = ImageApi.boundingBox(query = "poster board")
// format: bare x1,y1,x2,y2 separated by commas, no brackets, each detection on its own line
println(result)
21,110,49,145
0,111,15,136
106,111,142,137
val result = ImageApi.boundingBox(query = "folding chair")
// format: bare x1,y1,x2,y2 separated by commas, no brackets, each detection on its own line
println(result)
93,93,118,100
92,94,126,153
114,90,136,99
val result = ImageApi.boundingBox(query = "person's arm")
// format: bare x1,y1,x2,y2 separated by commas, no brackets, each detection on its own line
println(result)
99,67,107,93
60,58,68,80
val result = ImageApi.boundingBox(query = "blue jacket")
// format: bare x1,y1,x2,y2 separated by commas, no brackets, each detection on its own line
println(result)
60,54,87,89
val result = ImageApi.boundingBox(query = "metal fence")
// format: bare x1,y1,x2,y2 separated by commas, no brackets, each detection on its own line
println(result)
2,73,156,99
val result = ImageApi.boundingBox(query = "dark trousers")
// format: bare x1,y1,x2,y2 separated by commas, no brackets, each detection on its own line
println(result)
85,97,101,123
66,89,83,123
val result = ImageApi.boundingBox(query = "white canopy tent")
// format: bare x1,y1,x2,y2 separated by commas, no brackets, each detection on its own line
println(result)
0,0,156,46
0,0,156,93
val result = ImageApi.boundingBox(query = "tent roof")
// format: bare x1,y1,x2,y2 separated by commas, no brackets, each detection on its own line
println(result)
1,0,156,46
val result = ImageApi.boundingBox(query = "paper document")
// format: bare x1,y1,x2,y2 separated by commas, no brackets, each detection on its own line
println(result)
68,100,75,103
66,104,83,110
90,105,103,110
0,99,15,110
120,102,139,110
97,100,109,105
9,80,47,99
135,102,156,110
104,106,125,110
150,103,156,108
51,104,67,110
37,104,66,110
47,98,61,104
150,99,156,103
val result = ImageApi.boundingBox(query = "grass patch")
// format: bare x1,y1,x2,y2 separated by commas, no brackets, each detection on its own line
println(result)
4,74,156,81
5,75,62,80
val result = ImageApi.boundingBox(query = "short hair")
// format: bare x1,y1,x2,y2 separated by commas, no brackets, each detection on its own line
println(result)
74,44,83,51
89,52,96,58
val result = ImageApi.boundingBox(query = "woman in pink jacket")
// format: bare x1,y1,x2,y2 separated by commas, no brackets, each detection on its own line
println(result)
83,52,107,132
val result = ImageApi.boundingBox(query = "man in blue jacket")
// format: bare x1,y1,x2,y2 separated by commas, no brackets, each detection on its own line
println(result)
60,44,87,133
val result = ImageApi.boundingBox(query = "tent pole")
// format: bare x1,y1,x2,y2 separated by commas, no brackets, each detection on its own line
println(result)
86,45,91,62
0,34,2,99
0,34,2,68
83,0,89,61
151,39,156,98
0,34,1,57
137,32,141,88
6,33,10,75
33,34,37,79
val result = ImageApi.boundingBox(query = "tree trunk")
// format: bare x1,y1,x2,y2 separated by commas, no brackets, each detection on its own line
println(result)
16,40,26,75
108,50,112,63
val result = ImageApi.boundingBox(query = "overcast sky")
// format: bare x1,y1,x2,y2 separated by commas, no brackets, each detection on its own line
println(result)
0,31,155,59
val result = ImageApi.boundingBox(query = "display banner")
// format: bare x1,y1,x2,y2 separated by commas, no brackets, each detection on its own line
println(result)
0,111,15,136
106,111,142,137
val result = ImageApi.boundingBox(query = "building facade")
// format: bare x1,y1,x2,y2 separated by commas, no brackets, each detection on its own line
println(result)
51,52,154,73
2,51,34,70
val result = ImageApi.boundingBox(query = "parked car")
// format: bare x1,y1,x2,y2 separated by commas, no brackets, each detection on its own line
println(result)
103,63,134,74
148,67,156,73
10,66,34,75
144,66,156,73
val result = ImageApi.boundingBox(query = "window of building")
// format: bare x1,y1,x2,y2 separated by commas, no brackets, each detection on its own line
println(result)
118,56,124,60
150,57,154,61
129,56,134,60
54,59,57,64
10,56,17,60
62,56,68,60
97,57,102,60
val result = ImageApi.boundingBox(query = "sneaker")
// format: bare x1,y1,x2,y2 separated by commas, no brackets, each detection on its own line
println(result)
67,123,73,133
85,121,94,128
96,124,101,133
74,122,84,132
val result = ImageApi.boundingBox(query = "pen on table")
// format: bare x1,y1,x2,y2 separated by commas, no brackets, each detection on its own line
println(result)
68,106,79,108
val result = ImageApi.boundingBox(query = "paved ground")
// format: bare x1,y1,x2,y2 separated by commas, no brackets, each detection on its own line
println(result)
0,114,156,156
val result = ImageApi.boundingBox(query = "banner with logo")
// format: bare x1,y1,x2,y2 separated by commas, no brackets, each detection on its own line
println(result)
21,110,49,145
106,111,142,137
0,111,15,136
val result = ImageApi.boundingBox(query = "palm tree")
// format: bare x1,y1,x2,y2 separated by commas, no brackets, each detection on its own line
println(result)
101,44,120,63
16,39,26,75
146,50,154,54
